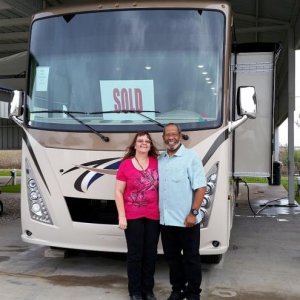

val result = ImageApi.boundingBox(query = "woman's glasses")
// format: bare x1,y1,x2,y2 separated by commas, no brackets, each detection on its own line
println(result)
136,139,151,144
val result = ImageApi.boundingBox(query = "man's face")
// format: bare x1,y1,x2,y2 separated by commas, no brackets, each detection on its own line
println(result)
163,125,181,151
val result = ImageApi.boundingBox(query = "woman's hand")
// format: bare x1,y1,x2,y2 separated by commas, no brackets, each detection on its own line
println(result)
115,180,127,230
118,215,127,230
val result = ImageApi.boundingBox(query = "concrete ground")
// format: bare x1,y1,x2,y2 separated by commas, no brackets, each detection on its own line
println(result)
0,182,300,300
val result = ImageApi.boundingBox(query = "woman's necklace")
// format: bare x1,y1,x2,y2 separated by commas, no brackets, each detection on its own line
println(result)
134,156,154,182
134,156,148,172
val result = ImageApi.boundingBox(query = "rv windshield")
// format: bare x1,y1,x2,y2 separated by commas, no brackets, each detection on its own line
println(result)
27,9,225,132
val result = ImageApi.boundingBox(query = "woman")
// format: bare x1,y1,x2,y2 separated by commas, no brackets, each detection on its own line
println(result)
115,132,160,300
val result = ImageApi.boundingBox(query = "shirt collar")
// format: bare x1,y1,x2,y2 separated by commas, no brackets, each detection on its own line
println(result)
161,144,185,158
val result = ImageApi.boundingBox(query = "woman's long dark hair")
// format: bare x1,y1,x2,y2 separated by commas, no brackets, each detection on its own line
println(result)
123,132,159,159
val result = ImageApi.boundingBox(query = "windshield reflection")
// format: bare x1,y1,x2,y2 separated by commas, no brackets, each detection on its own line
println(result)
28,9,225,132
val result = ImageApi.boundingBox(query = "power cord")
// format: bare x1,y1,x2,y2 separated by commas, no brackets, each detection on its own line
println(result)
238,178,256,215
237,178,287,216
2,176,13,186
0,170,17,187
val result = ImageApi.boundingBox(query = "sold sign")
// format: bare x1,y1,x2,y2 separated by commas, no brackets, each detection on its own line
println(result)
113,88,143,111
100,80,155,121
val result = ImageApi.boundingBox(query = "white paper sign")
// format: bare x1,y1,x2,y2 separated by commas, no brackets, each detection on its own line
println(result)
0,102,8,118
100,80,155,121
36,67,50,92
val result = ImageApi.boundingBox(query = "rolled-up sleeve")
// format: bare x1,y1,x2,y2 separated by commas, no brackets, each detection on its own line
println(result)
188,152,206,190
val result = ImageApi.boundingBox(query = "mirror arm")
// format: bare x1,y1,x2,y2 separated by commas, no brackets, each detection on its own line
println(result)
10,115,23,127
228,115,248,133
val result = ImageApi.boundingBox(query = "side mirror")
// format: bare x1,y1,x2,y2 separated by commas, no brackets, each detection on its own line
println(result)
237,86,257,119
9,90,24,117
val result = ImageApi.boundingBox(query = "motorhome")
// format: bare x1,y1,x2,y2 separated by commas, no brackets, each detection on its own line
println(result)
0,1,277,263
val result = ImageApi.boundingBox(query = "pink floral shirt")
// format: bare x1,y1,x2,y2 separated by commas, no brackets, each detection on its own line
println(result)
116,156,159,220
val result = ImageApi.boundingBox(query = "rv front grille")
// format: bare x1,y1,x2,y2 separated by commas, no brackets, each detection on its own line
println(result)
65,197,118,224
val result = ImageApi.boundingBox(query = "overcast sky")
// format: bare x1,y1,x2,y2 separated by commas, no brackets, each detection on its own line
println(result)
278,50,300,146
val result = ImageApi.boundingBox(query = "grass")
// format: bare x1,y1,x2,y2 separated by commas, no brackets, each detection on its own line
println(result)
0,184,21,193
281,176,300,204
240,177,268,184
0,169,21,193
0,169,21,176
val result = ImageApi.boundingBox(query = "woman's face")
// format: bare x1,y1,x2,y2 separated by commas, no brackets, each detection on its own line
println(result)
134,134,151,154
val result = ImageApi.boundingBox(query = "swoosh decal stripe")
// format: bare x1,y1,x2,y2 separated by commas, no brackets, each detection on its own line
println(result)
76,165,118,175
63,157,121,175
74,170,91,192
74,160,121,192
202,129,229,166
23,131,51,194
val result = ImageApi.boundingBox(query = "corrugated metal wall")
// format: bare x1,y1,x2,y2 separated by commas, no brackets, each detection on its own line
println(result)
0,118,22,149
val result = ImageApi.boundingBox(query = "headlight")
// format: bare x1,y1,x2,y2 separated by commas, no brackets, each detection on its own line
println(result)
206,182,215,195
201,195,211,209
199,208,207,222
28,179,37,189
201,163,219,228
25,159,53,225
29,191,39,201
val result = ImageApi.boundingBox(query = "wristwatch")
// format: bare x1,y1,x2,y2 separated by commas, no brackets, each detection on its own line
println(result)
190,208,199,216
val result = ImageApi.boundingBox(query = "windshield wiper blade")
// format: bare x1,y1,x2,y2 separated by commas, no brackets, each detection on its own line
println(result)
115,110,164,129
91,110,189,140
30,109,162,142
31,109,189,141
115,110,189,140
89,109,164,128
64,111,109,142
30,110,109,142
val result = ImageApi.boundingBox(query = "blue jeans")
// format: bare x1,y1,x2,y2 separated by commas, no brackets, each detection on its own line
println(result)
125,218,160,296
161,223,202,297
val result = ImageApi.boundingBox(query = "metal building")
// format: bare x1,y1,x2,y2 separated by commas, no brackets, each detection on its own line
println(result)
0,118,22,149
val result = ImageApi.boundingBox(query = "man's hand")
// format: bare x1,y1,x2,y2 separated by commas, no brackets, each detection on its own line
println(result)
184,213,197,227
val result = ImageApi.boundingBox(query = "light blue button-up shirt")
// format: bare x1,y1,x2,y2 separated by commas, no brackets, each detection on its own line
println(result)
158,144,206,227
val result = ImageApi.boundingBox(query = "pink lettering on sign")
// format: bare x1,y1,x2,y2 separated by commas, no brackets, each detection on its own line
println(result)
113,88,143,111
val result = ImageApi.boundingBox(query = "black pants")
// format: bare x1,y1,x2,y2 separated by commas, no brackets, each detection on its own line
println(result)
125,218,160,296
161,223,202,297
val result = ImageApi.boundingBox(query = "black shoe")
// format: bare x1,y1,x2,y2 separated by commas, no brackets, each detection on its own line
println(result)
167,291,185,300
143,293,157,300
130,295,143,300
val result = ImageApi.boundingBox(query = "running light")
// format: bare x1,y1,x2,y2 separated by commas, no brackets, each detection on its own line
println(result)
206,182,215,195
201,163,219,228
25,159,53,224
201,195,211,209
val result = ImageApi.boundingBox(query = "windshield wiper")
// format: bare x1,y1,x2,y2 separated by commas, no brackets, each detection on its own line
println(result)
30,109,162,142
92,110,189,140
30,109,189,141
30,110,110,142
92,110,165,129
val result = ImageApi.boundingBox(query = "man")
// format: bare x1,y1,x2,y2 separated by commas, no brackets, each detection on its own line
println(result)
158,123,206,300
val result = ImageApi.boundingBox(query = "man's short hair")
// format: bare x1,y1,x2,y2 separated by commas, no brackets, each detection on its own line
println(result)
163,123,182,135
